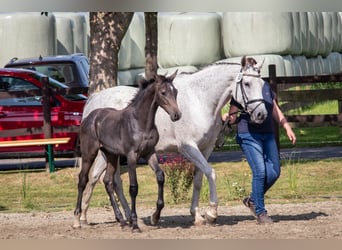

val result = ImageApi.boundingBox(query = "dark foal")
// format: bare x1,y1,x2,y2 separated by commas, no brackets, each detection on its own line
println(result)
73,72,181,232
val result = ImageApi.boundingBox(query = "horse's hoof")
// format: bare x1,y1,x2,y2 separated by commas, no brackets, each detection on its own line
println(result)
205,212,217,225
132,226,142,233
150,213,160,226
80,220,88,226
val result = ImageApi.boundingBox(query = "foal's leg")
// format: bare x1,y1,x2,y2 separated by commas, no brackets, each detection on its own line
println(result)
127,154,141,232
80,151,106,225
80,152,132,225
147,153,165,225
103,154,128,228
73,154,97,228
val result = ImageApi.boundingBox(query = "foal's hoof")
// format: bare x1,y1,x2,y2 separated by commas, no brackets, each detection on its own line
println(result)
150,212,160,226
132,226,142,233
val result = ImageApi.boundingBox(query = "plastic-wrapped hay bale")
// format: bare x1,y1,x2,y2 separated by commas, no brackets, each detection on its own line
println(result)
221,12,295,57
117,68,145,86
322,12,333,57
294,55,309,76
53,12,88,55
303,12,325,57
118,12,145,70
291,12,303,55
54,15,74,55
331,12,342,52
0,12,56,67
327,52,342,74
157,12,222,68
283,55,302,76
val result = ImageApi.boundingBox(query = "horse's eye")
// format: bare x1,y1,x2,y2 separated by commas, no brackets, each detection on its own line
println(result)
161,91,166,96
244,82,250,87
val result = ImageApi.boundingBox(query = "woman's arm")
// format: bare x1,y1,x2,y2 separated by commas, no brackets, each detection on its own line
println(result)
222,104,239,124
272,100,296,145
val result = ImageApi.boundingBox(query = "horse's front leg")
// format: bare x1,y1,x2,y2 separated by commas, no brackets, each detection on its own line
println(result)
147,152,164,225
103,154,128,229
180,144,218,225
127,155,141,233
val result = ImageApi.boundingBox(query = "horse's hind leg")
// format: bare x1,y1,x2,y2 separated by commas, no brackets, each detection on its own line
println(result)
147,153,165,225
73,154,97,228
80,151,107,225
113,163,132,224
103,154,128,229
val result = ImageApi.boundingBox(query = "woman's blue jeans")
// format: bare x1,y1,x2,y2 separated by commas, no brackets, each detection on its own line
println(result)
236,132,281,215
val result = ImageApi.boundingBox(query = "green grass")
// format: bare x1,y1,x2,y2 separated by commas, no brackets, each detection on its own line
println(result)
0,158,341,213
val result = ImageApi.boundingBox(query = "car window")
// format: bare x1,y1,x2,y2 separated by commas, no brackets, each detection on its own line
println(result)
0,76,41,106
22,63,76,85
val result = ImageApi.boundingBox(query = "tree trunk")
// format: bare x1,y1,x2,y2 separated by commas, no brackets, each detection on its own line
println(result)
88,12,134,95
144,12,158,81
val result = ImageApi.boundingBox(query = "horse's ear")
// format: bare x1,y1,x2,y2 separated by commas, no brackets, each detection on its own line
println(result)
241,56,247,67
169,70,178,82
256,58,265,70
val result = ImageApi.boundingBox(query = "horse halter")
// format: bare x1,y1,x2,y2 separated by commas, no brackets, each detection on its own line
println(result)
234,69,265,116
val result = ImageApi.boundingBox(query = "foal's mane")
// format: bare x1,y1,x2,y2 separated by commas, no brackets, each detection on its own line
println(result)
129,74,169,105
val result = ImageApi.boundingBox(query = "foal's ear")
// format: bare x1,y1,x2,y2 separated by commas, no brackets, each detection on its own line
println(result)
241,56,247,67
169,70,178,82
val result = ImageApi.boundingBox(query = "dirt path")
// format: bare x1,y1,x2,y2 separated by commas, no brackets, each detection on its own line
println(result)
1,200,341,239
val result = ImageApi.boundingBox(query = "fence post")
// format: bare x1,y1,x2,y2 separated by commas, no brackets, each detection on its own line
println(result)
339,99,342,135
41,76,55,173
268,64,280,150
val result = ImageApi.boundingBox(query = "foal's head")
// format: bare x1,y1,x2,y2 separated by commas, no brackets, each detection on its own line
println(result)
140,71,182,122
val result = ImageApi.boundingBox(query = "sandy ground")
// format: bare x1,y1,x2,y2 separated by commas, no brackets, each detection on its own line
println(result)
0,200,341,239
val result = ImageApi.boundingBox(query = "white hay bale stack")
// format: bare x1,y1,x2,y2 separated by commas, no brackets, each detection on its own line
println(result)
0,12,56,67
157,12,222,68
53,12,88,55
221,12,295,57
118,12,146,70
299,12,309,56
54,15,74,55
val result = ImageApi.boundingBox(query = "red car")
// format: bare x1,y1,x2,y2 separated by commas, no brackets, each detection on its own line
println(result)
0,68,87,158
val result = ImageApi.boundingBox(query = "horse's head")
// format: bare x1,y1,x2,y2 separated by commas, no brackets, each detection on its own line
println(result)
234,56,268,124
154,70,182,122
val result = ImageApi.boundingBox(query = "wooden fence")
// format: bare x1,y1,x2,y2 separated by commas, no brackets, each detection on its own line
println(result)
264,64,342,148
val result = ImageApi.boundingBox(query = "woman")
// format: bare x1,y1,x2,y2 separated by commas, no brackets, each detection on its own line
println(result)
222,59,296,224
